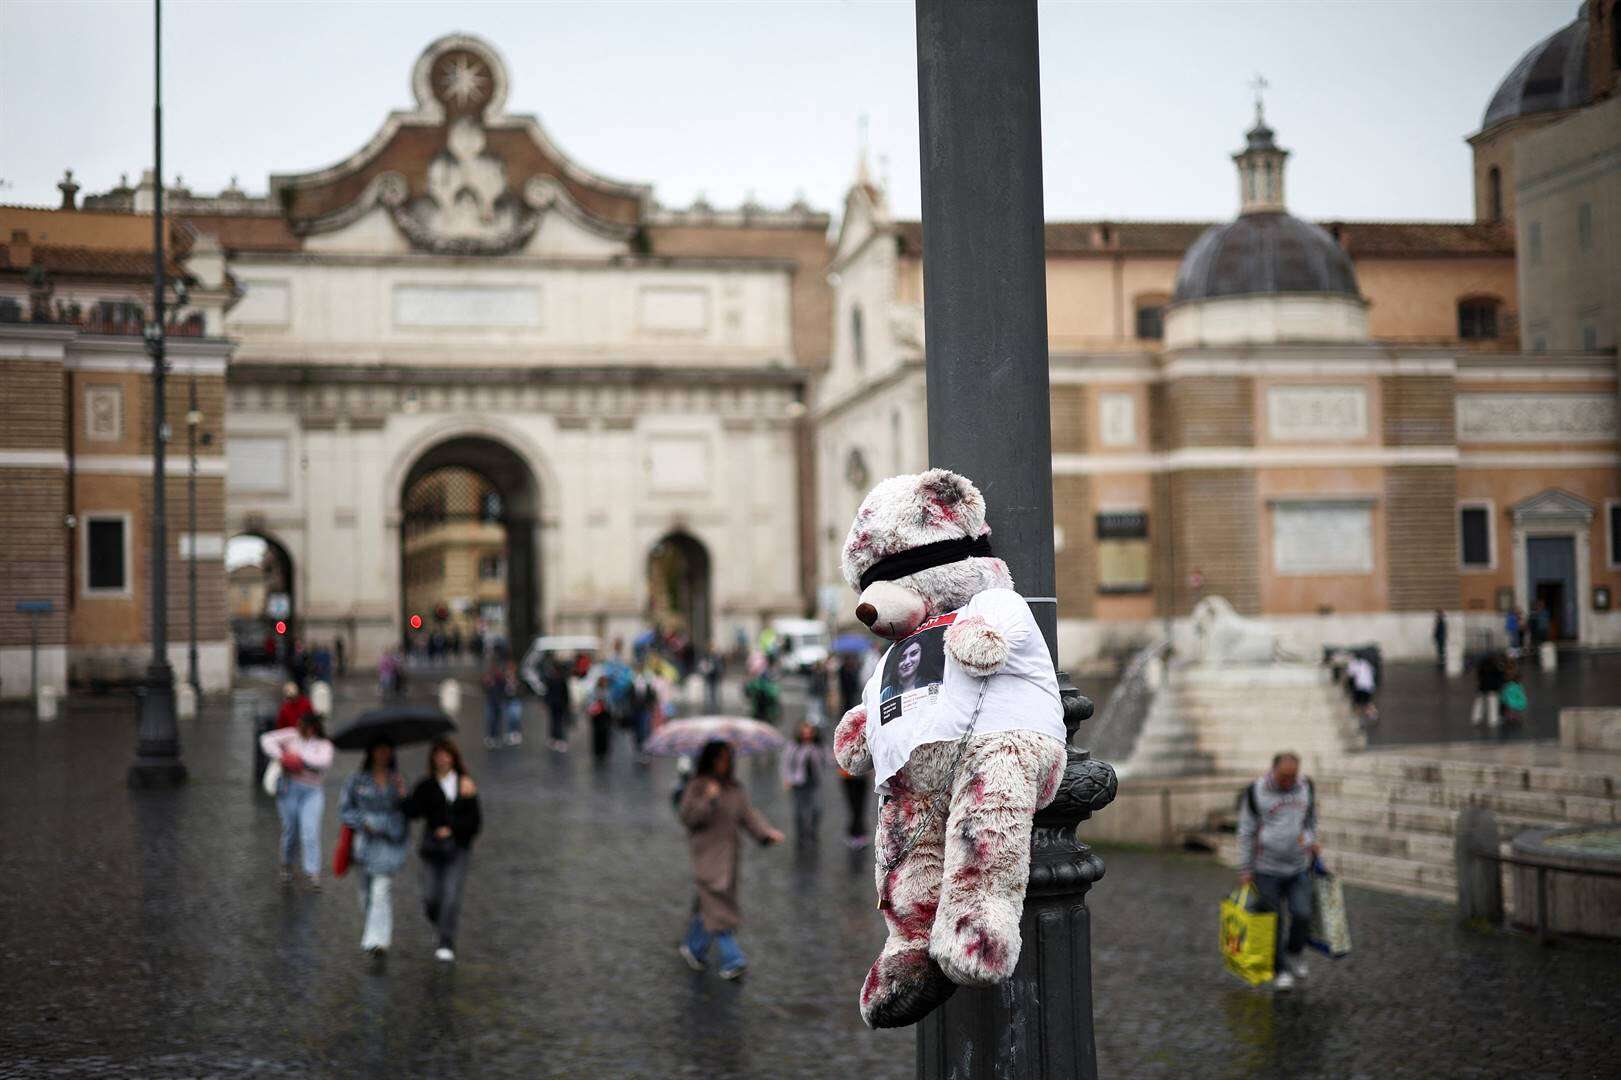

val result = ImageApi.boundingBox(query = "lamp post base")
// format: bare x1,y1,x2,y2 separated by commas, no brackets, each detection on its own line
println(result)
129,663,188,789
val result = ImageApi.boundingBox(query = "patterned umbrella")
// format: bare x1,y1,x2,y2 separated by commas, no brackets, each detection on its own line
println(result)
643,716,787,757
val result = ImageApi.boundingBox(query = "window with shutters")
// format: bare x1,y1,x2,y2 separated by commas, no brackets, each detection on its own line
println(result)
1459,504,1493,570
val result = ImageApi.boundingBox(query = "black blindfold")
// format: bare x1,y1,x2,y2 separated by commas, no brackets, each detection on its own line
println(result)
857,535,994,593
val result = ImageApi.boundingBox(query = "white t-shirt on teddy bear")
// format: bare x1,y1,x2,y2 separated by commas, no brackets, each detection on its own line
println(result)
861,588,1065,794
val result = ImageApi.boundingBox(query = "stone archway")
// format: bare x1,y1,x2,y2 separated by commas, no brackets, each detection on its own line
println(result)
225,531,296,668
400,435,543,659
647,532,712,650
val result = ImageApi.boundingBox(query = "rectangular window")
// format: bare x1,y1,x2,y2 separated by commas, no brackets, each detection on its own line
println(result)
1610,503,1621,568
1096,511,1150,593
1134,305,1164,341
1577,203,1592,252
1460,505,1491,568
85,516,128,592
478,553,503,581
1528,221,1542,265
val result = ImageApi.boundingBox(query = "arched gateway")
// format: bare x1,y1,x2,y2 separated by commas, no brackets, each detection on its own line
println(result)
399,436,542,657
215,34,822,670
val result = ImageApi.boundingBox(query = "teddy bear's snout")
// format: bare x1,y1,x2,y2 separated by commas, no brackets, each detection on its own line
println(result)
855,580,927,640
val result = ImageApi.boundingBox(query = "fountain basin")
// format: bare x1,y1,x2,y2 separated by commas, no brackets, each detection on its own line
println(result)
1510,825,1621,939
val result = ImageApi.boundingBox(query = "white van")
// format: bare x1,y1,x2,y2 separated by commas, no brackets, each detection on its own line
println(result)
771,617,829,673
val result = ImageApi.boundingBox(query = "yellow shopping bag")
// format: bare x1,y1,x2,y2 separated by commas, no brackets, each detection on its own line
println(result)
1219,884,1276,986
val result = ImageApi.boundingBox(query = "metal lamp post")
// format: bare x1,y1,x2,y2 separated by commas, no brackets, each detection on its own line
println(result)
914,1,1114,1075
187,369,201,700
130,0,186,788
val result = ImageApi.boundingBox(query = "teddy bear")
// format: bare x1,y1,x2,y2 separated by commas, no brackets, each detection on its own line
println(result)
833,468,1069,1029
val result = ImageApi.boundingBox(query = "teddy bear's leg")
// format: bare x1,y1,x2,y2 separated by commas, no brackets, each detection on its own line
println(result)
859,775,955,1029
929,731,1068,987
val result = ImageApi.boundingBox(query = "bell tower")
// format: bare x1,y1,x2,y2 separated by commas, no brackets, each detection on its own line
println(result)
1233,75,1288,215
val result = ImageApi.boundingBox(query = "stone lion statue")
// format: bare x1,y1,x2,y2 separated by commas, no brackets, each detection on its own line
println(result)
1188,596,1282,664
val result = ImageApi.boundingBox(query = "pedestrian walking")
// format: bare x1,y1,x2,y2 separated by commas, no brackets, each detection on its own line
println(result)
541,657,572,752
335,635,347,676
780,721,827,846
404,738,482,962
1235,752,1319,992
699,650,724,712
743,665,781,726
1505,608,1523,652
339,738,409,958
1529,601,1551,651
806,658,831,727
482,657,507,750
1432,609,1447,670
587,675,615,761
1346,653,1378,729
260,714,335,889
677,740,783,979
502,659,524,747
1473,650,1506,728
275,681,313,730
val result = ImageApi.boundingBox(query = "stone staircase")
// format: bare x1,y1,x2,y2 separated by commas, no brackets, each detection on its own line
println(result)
1209,749,1621,905
1123,662,1362,779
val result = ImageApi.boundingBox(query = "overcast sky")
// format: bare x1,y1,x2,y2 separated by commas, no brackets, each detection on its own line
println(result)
0,0,1579,225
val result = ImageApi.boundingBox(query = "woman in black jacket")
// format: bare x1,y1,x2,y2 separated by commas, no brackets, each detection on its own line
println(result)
404,737,482,962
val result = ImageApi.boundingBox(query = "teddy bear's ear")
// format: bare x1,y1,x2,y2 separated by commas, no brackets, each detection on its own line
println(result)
917,468,971,505
915,469,986,532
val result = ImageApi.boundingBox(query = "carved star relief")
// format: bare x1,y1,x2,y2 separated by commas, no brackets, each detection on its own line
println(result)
439,56,488,107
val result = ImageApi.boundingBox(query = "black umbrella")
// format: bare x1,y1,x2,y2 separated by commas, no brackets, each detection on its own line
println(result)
331,705,456,751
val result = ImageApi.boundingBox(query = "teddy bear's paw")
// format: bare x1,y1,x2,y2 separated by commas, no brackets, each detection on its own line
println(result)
944,616,1009,678
833,705,872,774
859,948,958,1029
931,917,1020,987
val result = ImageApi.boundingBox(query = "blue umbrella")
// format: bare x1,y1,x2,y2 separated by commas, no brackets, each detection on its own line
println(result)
632,629,657,648
834,634,873,654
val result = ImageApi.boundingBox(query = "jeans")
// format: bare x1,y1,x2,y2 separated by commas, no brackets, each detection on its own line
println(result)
485,695,503,740
505,697,524,736
684,914,746,973
547,703,569,743
1252,870,1313,971
791,783,821,843
422,849,471,948
359,871,393,950
277,781,324,878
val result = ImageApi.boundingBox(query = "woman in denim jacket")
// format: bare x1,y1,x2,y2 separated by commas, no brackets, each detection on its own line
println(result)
339,738,409,958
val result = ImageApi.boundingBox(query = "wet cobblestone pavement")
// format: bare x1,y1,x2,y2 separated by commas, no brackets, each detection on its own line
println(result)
4,678,1619,1079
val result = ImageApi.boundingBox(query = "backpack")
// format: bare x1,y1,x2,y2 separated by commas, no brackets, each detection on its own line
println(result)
1239,777,1314,819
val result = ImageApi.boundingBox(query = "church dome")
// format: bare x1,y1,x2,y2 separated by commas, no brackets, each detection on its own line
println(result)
1480,9,1592,131
1171,212,1359,303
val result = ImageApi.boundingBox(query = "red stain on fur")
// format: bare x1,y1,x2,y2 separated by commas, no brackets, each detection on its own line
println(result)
893,898,938,941
965,771,988,805
963,931,1005,971
1039,756,1064,806
834,714,864,757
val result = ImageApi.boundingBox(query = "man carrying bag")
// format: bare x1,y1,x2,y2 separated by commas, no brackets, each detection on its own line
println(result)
1235,751,1319,990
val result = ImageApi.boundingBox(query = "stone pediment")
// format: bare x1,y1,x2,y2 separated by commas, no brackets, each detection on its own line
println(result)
269,35,649,254
1511,488,1595,526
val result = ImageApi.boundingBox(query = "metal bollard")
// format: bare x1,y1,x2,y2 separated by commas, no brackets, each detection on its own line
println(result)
439,677,461,716
37,684,59,722
176,683,197,720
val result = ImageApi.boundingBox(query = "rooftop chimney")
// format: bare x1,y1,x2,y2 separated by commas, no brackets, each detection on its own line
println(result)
57,169,80,210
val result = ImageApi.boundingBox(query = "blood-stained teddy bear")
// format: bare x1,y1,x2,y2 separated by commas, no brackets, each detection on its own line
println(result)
834,469,1067,1028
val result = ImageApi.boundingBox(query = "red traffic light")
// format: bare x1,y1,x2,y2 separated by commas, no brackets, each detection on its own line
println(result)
409,614,423,630
274,620,287,635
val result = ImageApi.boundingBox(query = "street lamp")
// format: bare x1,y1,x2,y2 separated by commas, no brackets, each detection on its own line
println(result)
130,0,186,788
913,0,1113,1074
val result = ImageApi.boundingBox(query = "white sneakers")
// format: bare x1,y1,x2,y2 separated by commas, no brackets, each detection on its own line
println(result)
506,731,523,746
1289,957,1310,980
1272,971,1296,991
435,946,455,962
678,943,705,972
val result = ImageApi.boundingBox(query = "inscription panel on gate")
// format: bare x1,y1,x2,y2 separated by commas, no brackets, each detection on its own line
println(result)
1456,394,1618,443
1266,386,1368,442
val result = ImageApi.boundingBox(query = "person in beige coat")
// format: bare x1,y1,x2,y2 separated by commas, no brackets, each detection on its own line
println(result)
677,739,783,978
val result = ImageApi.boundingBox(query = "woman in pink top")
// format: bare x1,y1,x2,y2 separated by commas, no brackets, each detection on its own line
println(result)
260,714,335,888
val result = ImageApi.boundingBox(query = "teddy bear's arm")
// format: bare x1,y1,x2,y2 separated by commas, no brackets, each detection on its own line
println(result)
944,615,1010,677
833,704,873,775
